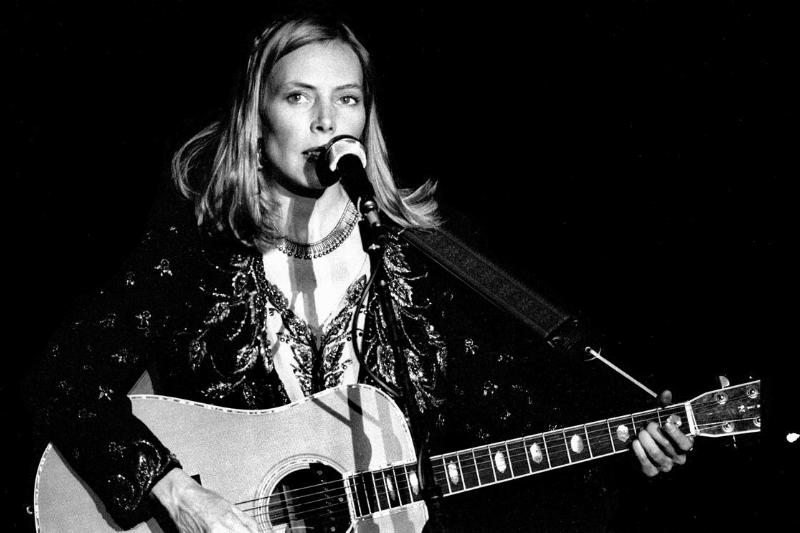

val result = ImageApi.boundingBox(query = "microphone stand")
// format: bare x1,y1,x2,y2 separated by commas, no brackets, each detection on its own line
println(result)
318,137,445,530
353,193,446,533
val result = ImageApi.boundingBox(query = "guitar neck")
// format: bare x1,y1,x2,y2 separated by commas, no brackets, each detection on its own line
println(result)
339,379,763,526
428,402,691,497
343,381,758,520
341,402,692,518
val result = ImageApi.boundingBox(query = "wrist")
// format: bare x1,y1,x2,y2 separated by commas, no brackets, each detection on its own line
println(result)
150,468,193,507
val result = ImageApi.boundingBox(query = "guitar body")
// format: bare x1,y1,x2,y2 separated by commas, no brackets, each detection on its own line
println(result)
34,384,428,532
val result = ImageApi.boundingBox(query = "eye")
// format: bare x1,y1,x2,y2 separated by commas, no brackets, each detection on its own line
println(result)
339,95,361,106
286,92,310,105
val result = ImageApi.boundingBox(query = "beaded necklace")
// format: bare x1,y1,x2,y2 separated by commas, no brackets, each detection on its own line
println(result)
277,201,360,260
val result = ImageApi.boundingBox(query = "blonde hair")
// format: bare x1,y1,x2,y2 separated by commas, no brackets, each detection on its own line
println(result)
172,14,439,250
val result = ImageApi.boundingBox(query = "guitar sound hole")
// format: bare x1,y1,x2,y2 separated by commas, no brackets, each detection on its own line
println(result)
266,463,350,532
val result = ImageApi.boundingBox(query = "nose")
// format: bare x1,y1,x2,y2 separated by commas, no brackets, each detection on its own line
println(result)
311,102,335,134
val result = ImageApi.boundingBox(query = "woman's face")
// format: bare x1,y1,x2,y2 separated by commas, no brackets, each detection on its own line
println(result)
262,40,366,192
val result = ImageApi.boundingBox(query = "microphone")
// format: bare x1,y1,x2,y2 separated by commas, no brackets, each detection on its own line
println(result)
315,134,366,187
316,135,383,237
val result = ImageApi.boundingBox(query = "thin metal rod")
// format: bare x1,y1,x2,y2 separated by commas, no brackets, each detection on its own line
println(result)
585,346,657,398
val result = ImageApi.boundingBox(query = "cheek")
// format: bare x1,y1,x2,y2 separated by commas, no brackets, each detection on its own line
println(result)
263,110,304,160
349,108,367,137
263,135,283,169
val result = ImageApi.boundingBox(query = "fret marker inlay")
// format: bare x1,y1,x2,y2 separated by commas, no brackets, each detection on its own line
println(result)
494,451,508,473
570,434,584,454
529,443,544,464
385,473,396,502
616,425,630,442
447,461,461,485
409,470,420,496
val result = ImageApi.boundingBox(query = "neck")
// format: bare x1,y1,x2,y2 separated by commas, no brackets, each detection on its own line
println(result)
268,181,350,244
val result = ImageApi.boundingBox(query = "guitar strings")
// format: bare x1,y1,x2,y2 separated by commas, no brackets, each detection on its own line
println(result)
244,476,425,524
234,466,417,510
236,469,416,514
238,469,420,517
242,474,419,523
694,416,759,427
430,397,739,467
431,412,760,489
239,414,758,527
242,462,445,522
237,484,348,515
234,394,755,513
242,410,754,528
236,399,676,507
243,422,720,512
247,503,355,527
233,392,757,516
246,493,350,523
238,408,748,519
243,412,743,526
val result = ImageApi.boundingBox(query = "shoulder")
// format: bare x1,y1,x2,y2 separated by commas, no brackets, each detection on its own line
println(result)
381,227,433,277
378,227,453,312
141,188,259,270
142,189,199,245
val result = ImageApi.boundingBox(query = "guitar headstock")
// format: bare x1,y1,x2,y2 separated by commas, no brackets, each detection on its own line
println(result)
689,379,761,438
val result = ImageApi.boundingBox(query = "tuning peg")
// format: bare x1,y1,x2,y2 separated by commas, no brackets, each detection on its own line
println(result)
716,375,738,448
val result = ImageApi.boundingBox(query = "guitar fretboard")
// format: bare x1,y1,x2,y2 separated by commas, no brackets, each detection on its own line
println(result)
429,403,689,496
347,462,427,517
345,402,689,517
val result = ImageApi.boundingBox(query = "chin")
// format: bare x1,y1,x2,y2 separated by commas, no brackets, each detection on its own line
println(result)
301,168,327,189
302,177,324,190
272,171,327,198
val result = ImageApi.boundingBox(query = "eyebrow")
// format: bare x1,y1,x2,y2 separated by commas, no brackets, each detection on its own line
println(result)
278,81,363,92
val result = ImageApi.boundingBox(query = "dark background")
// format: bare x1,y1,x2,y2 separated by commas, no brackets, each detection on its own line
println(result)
4,0,794,531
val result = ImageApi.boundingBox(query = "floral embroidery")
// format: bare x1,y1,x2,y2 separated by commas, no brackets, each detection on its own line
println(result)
256,270,365,396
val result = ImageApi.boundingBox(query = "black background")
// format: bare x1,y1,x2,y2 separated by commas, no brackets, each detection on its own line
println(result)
4,1,795,531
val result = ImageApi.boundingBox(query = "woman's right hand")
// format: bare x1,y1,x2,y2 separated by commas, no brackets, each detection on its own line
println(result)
150,468,261,532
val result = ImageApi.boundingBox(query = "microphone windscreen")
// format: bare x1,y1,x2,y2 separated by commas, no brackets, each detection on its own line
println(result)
316,135,367,187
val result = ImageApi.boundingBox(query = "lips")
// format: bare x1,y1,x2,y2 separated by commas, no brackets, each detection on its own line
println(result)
303,146,325,160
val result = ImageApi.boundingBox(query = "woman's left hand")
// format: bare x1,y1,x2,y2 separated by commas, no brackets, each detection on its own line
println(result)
631,390,695,477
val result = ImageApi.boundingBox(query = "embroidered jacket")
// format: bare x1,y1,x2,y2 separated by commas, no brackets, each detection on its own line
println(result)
27,193,447,528
28,192,628,531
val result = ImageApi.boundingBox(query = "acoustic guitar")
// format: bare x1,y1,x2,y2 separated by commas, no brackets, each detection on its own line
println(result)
33,380,761,532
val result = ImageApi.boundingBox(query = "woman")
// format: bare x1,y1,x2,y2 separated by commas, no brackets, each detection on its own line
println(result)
28,13,691,533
